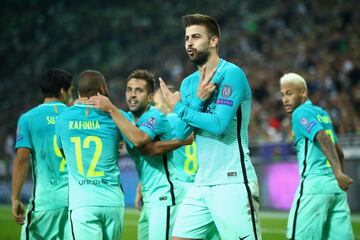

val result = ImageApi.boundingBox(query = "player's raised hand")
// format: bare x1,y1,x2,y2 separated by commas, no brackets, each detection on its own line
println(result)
87,93,115,113
12,199,25,225
159,77,181,112
335,172,353,191
197,65,217,101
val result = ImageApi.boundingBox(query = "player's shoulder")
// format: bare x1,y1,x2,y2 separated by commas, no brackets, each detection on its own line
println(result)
220,60,246,78
143,106,166,119
292,101,319,124
18,103,46,120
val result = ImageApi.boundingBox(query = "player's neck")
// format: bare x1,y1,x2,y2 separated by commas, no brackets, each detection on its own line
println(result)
131,105,151,122
197,54,220,72
44,97,62,103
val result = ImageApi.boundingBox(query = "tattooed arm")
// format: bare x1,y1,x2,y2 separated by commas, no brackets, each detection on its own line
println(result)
335,143,345,172
316,130,353,191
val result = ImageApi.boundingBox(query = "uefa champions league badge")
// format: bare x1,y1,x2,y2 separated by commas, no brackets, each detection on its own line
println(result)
216,85,234,106
141,117,156,130
300,117,308,126
16,127,23,142
222,85,232,98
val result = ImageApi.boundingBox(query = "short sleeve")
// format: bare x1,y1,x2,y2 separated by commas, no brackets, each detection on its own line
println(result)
15,114,33,150
292,108,324,141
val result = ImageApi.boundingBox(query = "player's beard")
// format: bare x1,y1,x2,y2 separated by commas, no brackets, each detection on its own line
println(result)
190,49,210,66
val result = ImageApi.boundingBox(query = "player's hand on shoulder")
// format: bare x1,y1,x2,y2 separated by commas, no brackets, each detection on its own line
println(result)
12,199,25,225
184,132,195,145
335,172,353,191
87,93,114,113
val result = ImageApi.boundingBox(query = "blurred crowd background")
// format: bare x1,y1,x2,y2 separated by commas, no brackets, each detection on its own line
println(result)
0,0,359,173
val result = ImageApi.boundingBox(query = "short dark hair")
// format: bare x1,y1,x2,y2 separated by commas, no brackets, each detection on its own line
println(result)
127,69,155,93
181,13,220,39
77,70,106,98
41,69,72,98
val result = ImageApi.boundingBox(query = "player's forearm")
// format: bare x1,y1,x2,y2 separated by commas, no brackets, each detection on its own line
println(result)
335,143,345,171
140,139,188,156
108,105,150,148
316,130,343,176
174,102,232,135
11,154,30,201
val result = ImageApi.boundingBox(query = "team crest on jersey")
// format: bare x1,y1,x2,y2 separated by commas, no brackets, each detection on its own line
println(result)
222,85,232,98
300,117,308,126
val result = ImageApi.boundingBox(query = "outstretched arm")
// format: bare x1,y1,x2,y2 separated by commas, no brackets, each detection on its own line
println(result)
11,148,30,225
316,130,353,191
88,95,151,148
139,133,194,156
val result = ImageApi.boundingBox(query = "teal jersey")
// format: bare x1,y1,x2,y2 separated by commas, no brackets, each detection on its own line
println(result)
173,59,257,186
125,106,177,207
292,100,342,194
15,101,68,211
55,103,124,209
167,113,197,183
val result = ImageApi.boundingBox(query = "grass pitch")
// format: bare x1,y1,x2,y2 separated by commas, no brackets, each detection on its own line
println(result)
1,206,359,239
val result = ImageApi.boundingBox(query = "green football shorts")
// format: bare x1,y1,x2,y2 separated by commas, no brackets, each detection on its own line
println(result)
287,191,354,239
172,182,261,240
21,207,70,240
69,206,124,240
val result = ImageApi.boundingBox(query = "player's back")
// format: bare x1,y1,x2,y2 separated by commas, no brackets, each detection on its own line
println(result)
15,101,68,211
180,59,257,186
292,100,342,194
56,103,124,209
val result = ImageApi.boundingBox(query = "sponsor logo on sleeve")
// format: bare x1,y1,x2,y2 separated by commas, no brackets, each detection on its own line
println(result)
216,98,234,106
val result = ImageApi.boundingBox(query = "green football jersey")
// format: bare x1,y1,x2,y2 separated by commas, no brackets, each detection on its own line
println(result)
56,103,124,209
173,59,258,186
167,113,197,183
15,101,68,211
292,100,342,194
125,106,178,207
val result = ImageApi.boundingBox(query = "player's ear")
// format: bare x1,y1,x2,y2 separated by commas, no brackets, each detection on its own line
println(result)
147,93,154,103
59,87,68,100
99,84,106,95
210,35,219,48
300,88,307,99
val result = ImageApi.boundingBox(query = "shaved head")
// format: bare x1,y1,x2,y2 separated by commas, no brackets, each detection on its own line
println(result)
77,70,108,98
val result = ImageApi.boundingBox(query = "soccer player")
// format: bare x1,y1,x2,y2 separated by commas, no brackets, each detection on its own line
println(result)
89,69,192,240
153,87,198,202
279,73,354,240
11,69,73,239
55,70,125,240
159,14,261,240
